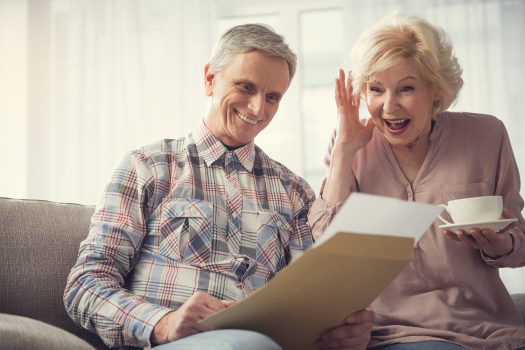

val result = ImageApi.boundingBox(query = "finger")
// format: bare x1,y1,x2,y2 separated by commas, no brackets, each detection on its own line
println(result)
345,309,374,324
190,292,227,313
339,69,347,104
204,296,230,312
478,229,499,244
192,320,213,332
501,207,513,219
352,94,360,111
335,75,347,111
346,70,353,104
322,321,373,341
470,229,491,246
221,300,236,307
456,230,480,249
442,229,460,242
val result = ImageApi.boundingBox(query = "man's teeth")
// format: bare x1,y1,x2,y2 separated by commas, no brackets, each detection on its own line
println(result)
235,110,258,125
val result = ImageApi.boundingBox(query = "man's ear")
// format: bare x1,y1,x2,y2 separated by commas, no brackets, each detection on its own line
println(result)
204,64,215,96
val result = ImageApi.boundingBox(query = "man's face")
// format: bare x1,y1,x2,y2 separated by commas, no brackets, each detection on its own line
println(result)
204,51,290,148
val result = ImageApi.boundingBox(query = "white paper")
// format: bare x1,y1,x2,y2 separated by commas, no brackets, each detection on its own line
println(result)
315,193,443,246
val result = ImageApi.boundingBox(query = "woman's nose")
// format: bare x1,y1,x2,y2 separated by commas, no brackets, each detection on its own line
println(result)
383,92,399,114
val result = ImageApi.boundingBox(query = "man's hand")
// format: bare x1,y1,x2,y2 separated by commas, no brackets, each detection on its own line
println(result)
151,292,234,345
317,309,374,350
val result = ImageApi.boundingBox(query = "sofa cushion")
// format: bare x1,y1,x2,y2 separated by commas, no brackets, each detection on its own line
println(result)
0,313,95,350
512,293,525,321
0,197,107,349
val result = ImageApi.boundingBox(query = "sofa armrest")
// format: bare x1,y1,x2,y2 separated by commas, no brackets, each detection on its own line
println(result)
0,197,106,349
512,293,525,321
0,314,95,350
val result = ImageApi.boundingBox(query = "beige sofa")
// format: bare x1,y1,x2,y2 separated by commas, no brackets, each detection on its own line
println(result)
1,197,524,350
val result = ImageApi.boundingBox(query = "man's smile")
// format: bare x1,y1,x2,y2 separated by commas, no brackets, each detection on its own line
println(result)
235,109,258,125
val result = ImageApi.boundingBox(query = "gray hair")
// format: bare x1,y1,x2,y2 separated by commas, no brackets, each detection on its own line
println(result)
208,23,297,82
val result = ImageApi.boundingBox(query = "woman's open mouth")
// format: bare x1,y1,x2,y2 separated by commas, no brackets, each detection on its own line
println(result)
384,118,410,133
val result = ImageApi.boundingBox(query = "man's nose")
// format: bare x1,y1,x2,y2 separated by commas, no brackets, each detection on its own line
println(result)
248,94,265,117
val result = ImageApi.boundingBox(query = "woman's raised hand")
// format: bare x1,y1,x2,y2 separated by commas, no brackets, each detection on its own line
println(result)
334,69,375,153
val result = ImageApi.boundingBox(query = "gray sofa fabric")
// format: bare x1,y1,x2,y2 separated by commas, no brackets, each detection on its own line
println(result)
0,313,95,350
0,196,524,350
0,197,107,349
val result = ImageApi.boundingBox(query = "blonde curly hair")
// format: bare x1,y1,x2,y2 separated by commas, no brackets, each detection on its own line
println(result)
350,12,463,116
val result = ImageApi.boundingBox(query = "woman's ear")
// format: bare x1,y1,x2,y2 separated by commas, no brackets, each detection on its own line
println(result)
204,64,215,96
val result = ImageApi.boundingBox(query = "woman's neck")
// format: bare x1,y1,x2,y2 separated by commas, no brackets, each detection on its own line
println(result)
390,132,432,184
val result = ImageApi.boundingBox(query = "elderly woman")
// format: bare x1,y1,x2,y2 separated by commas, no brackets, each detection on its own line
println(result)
308,12,525,350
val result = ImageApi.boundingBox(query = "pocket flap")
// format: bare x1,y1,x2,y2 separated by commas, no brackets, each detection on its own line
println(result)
257,210,293,231
162,198,213,218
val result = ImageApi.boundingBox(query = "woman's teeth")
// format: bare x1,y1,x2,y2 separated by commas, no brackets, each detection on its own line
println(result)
385,119,410,130
235,110,258,125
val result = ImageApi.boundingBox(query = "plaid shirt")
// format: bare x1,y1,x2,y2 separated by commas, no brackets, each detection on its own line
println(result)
64,123,315,349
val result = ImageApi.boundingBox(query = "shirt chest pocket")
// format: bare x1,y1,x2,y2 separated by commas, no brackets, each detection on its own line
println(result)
241,210,292,274
441,181,494,202
159,199,213,265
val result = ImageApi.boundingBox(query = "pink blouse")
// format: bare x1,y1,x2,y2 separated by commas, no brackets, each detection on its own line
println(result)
308,112,525,349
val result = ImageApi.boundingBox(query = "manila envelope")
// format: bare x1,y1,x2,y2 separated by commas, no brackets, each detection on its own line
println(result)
201,231,413,350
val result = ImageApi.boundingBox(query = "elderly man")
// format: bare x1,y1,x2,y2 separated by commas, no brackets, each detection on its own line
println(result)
64,23,373,350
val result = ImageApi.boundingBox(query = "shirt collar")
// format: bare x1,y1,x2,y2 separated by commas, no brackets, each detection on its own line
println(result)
194,122,256,172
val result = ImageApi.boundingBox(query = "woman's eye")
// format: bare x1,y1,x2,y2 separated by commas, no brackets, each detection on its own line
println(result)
399,86,414,93
369,86,383,94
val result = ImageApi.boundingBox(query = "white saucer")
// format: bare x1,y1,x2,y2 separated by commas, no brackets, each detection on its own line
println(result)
438,218,518,233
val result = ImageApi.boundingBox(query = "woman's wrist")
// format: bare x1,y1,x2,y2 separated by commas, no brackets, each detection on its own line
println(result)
322,146,356,204
483,232,514,259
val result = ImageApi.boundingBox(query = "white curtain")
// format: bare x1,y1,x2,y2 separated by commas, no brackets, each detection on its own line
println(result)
24,0,215,204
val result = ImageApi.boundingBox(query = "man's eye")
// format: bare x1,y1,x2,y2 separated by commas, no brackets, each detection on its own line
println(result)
237,82,254,93
266,94,280,103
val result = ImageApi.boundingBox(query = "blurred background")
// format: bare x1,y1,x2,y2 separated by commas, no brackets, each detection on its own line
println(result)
1,0,524,291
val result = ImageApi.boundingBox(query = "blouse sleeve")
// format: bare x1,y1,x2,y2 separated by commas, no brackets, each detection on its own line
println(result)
307,128,356,240
482,123,525,268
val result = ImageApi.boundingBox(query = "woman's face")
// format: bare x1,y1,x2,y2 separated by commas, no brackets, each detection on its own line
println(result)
366,58,436,149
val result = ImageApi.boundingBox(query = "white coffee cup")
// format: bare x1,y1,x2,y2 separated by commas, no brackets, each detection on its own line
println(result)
438,195,503,225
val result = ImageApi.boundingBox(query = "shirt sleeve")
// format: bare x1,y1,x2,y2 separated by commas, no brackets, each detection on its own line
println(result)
63,151,172,349
287,176,317,261
482,124,525,268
